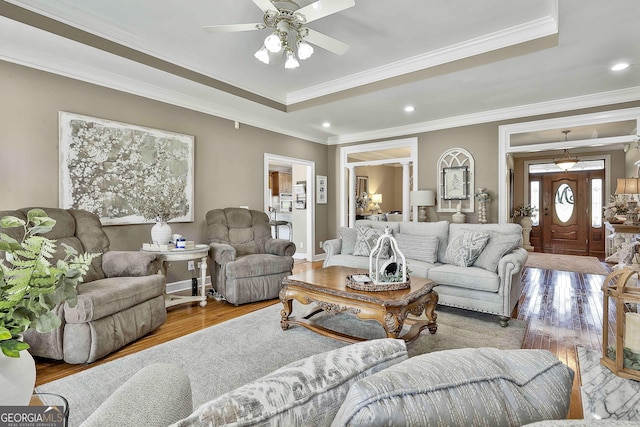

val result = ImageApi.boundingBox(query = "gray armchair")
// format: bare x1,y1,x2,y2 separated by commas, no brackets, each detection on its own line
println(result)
0,208,167,364
206,208,295,305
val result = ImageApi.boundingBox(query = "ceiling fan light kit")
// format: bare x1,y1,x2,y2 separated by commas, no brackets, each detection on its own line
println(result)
204,0,355,69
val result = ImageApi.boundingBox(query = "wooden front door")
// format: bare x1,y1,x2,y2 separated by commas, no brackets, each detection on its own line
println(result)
531,170,604,257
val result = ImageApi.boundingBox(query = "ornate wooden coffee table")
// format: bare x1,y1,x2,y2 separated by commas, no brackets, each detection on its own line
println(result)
280,266,438,344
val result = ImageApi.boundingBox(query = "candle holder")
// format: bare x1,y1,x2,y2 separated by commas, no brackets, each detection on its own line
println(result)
367,227,410,290
601,268,640,381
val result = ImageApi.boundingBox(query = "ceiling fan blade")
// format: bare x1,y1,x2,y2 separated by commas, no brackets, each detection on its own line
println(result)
252,0,277,13
296,0,355,23
203,23,266,33
304,28,349,55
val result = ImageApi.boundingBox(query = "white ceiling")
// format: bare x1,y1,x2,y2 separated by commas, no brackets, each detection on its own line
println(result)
1,0,639,145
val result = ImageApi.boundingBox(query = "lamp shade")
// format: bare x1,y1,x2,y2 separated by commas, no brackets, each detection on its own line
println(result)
371,193,382,204
615,178,640,195
411,190,435,207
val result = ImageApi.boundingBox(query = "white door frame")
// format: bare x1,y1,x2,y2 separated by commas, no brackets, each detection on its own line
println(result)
498,107,640,223
339,138,418,228
264,153,315,261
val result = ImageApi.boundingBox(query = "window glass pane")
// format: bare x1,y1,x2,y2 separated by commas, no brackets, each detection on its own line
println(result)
531,181,540,226
592,178,602,227
555,183,574,223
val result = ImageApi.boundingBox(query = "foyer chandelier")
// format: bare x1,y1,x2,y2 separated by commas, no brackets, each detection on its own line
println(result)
253,9,314,69
554,130,579,171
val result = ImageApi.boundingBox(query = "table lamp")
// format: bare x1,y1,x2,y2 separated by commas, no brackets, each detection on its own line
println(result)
411,190,436,222
371,193,382,213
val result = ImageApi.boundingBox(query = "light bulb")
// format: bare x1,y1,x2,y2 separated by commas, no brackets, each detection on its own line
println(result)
264,32,282,53
254,46,270,64
284,49,300,69
297,40,314,60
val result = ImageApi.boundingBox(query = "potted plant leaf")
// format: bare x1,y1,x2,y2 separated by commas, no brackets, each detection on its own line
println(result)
0,209,98,404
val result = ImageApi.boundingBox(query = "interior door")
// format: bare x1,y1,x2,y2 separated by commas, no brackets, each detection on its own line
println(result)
541,173,587,255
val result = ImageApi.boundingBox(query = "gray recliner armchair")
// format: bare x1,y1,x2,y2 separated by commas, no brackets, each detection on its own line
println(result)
206,208,295,305
0,207,167,364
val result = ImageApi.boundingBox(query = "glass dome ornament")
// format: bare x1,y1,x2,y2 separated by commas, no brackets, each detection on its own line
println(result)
368,227,410,290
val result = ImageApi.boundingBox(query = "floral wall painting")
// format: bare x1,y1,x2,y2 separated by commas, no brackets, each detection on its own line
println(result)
59,112,194,225
442,166,468,200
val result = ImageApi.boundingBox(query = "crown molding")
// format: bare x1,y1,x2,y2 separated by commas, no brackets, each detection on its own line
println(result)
327,86,640,145
286,14,558,105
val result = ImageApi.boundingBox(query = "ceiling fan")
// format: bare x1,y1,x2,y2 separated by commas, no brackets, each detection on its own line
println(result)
203,0,355,69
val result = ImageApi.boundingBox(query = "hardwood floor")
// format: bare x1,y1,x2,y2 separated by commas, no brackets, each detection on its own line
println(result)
35,259,611,420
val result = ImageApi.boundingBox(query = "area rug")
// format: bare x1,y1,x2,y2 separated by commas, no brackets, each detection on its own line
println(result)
525,252,609,275
36,302,526,425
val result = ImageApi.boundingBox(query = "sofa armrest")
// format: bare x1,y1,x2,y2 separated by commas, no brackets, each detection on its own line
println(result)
102,251,161,277
209,242,236,265
497,247,528,294
80,363,192,427
265,238,296,257
322,238,342,267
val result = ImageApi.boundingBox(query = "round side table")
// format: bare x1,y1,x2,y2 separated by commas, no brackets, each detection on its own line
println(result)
142,244,210,307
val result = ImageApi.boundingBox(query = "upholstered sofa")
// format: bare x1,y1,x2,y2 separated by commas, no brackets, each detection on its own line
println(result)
81,339,576,427
206,208,296,305
0,208,167,364
323,220,528,326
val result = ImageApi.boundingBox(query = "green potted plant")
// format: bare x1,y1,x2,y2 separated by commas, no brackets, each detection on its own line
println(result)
0,209,98,404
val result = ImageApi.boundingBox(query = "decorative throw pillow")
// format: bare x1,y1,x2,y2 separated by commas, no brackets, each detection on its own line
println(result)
339,227,358,255
353,226,389,257
394,234,439,263
173,339,408,427
473,232,522,272
444,231,490,267
333,348,574,427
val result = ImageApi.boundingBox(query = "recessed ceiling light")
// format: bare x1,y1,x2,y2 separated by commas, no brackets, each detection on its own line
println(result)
611,62,630,71
322,122,331,128
404,106,415,113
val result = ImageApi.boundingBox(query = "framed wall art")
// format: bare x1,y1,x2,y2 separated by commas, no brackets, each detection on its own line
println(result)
316,175,327,204
59,112,194,225
442,166,469,200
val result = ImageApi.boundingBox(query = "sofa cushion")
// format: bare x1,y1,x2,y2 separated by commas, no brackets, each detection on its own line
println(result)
355,220,400,234
173,339,408,427
339,227,358,255
428,264,500,292
332,348,574,427
444,230,490,267
64,275,166,323
353,227,388,257
474,232,522,272
395,233,438,263
225,253,293,279
399,221,449,263
448,225,522,273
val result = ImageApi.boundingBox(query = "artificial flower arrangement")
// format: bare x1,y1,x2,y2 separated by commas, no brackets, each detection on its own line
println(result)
603,195,629,223
356,192,370,210
513,203,538,217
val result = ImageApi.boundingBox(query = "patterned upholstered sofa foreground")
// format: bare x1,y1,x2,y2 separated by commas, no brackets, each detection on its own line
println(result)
81,339,578,427
323,220,529,326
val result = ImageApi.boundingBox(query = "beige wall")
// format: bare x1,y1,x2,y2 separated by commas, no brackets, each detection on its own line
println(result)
329,102,640,237
354,165,403,213
0,60,328,282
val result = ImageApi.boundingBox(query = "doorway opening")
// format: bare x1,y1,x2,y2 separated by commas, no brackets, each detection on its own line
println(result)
527,160,605,258
264,154,315,261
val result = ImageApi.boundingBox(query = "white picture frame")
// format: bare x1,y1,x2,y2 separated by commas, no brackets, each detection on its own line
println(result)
59,112,195,225
316,175,327,204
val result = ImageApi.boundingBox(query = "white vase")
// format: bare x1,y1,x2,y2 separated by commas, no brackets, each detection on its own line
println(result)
151,222,172,245
519,216,534,251
0,349,36,405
